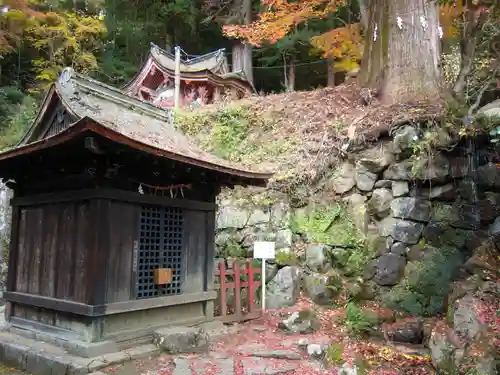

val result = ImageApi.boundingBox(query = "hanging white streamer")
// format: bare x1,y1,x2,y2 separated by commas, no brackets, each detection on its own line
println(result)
397,16,403,30
419,16,428,30
373,24,378,41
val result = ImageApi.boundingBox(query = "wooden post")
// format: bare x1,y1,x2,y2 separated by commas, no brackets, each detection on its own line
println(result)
233,261,241,319
261,259,266,312
246,260,255,314
218,261,227,317
174,46,181,109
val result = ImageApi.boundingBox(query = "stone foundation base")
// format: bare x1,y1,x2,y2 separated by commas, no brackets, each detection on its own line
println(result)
0,320,231,375
9,321,119,358
0,329,159,375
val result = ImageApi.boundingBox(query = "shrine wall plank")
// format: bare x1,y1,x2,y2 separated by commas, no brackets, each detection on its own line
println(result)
11,201,96,305
101,200,139,304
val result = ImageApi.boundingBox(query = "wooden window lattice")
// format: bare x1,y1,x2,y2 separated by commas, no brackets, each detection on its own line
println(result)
136,205,184,299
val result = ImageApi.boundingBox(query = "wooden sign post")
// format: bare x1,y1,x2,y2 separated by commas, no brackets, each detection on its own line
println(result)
253,241,275,313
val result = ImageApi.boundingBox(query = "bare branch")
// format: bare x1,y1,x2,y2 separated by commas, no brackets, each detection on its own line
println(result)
201,0,235,24
452,2,490,100
469,62,500,115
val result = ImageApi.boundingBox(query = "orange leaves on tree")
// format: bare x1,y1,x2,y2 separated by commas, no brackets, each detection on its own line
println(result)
310,23,362,71
439,2,464,39
223,0,363,73
223,0,347,47
2,0,42,17
438,1,496,40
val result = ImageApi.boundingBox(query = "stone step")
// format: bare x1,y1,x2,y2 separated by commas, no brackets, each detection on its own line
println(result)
153,326,210,354
198,320,239,343
0,331,159,375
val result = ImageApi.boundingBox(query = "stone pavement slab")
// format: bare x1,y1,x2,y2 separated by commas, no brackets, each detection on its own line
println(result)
168,353,304,375
248,350,302,360
172,356,234,375
240,358,298,375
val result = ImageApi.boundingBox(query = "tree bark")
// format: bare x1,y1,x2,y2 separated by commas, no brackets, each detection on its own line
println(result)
358,0,369,30
358,0,443,104
287,55,296,92
282,55,288,90
452,3,489,101
232,42,254,85
327,57,336,87
231,0,254,85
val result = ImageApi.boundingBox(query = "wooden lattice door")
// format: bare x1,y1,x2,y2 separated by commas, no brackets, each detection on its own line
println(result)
135,205,184,299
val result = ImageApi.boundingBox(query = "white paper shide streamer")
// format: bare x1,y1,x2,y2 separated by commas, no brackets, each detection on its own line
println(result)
420,16,428,31
397,16,403,30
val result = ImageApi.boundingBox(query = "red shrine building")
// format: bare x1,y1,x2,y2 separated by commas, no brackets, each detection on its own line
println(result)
123,43,253,109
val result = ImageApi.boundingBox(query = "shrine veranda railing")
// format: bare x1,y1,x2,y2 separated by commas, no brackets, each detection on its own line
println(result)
214,259,262,323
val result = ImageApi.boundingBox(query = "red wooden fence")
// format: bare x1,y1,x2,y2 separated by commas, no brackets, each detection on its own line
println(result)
214,259,262,323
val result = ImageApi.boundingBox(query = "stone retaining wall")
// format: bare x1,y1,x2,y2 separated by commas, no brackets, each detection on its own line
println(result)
215,123,500,310
215,198,293,257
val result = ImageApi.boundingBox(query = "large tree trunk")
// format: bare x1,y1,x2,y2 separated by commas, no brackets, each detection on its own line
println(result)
231,0,254,85
232,42,253,85
358,0,443,104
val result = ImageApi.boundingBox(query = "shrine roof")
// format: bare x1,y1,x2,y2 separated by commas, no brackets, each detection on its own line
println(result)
0,68,272,183
149,43,230,74
122,44,253,93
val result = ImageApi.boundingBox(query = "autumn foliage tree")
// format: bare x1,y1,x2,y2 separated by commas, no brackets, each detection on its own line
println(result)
224,0,497,105
223,0,345,46
223,0,361,88
26,11,106,86
204,0,257,85
1,0,106,88
0,0,43,56
309,22,362,73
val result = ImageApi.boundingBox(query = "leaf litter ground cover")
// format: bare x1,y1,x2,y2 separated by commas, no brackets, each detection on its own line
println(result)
103,298,434,375
176,84,445,197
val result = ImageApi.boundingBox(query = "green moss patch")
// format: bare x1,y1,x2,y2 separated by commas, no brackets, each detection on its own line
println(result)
275,250,298,266
292,202,374,279
291,203,357,245
175,104,296,167
381,246,465,316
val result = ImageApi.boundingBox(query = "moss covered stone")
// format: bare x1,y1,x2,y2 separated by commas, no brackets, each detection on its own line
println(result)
381,246,465,316
291,203,359,246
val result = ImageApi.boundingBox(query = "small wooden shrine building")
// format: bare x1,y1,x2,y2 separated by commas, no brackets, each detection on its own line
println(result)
0,67,270,349
123,43,252,108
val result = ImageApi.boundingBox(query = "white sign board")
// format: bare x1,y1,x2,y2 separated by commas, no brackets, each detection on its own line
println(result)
254,241,276,312
253,241,276,259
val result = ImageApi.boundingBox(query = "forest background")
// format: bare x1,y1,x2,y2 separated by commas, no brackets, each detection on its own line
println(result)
0,0,498,152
